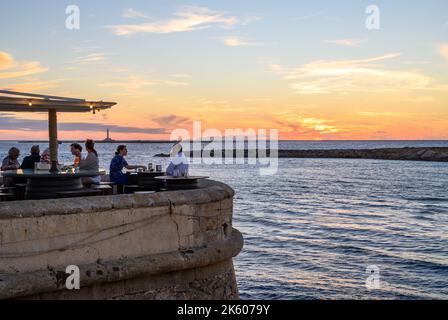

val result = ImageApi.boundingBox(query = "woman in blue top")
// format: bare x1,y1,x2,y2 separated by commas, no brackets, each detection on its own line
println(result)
109,145,146,184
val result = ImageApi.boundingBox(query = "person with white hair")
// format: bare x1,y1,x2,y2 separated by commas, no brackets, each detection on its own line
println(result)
1,147,21,186
1,147,20,171
40,148,51,164
166,143,189,177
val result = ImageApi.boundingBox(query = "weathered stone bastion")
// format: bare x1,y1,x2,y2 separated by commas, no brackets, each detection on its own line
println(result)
0,180,243,300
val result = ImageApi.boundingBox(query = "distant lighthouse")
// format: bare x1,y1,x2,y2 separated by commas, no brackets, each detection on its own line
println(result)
103,128,114,142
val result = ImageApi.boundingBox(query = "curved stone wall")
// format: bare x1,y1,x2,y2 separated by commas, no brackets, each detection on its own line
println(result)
0,180,243,300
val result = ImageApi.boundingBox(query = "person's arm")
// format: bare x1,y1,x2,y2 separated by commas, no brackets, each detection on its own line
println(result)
125,164,146,170
1,164,19,170
1,158,19,171
122,158,145,171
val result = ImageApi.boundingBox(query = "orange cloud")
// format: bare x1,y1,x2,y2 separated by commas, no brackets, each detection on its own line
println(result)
2,80,61,92
0,51,48,79
0,52,14,69
439,44,448,59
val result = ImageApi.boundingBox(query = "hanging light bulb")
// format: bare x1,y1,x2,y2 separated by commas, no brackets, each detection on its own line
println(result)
28,101,33,107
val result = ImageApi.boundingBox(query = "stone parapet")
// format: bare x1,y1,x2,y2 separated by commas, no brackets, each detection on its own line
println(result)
0,180,243,300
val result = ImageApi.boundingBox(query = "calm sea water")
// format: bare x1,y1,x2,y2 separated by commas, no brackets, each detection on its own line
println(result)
1,140,448,299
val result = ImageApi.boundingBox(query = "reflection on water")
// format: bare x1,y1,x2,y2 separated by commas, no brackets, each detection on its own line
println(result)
193,158,448,300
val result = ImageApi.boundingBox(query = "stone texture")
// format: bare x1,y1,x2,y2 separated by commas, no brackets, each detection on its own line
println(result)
0,180,243,300
0,229,243,300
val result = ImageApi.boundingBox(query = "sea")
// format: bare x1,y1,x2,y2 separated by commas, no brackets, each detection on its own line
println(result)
1,140,448,299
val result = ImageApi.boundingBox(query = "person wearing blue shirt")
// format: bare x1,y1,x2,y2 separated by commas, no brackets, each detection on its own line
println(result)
109,145,146,184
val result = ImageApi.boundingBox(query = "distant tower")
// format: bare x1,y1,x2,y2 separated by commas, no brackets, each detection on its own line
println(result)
103,128,114,142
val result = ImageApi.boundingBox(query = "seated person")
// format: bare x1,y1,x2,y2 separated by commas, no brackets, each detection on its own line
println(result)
109,145,145,184
20,145,41,170
40,148,51,164
70,143,82,168
80,139,101,186
1,147,21,186
61,143,83,171
1,147,20,171
166,143,189,177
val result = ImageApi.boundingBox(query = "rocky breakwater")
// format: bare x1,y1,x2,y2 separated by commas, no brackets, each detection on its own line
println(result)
155,147,448,162
0,180,243,300
277,147,448,162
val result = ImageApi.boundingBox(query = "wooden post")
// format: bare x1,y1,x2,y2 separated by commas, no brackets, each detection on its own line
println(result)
48,109,59,172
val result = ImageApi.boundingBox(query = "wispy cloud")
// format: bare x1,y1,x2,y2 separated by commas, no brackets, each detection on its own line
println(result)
401,96,435,103
69,44,101,53
269,53,445,95
0,51,48,79
152,115,191,129
325,39,367,47
75,53,112,64
122,8,151,19
1,79,63,92
241,15,263,25
109,6,237,36
171,73,192,79
222,37,262,47
439,44,448,59
295,11,324,21
97,75,188,96
294,11,340,22
357,111,410,118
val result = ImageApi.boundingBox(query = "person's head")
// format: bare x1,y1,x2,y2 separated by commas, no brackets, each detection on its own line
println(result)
8,147,20,160
85,139,98,157
170,143,183,157
30,145,40,155
70,143,82,156
115,145,127,156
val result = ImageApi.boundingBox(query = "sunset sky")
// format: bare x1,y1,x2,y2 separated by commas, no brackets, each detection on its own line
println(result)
1,0,447,140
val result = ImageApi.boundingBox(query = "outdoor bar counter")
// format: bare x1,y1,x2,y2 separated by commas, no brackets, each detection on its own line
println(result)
0,179,243,300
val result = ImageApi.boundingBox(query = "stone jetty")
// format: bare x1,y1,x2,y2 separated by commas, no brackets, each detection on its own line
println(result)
155,147,448,162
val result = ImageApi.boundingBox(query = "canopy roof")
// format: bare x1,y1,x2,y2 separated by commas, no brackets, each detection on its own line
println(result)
0,90,116,113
